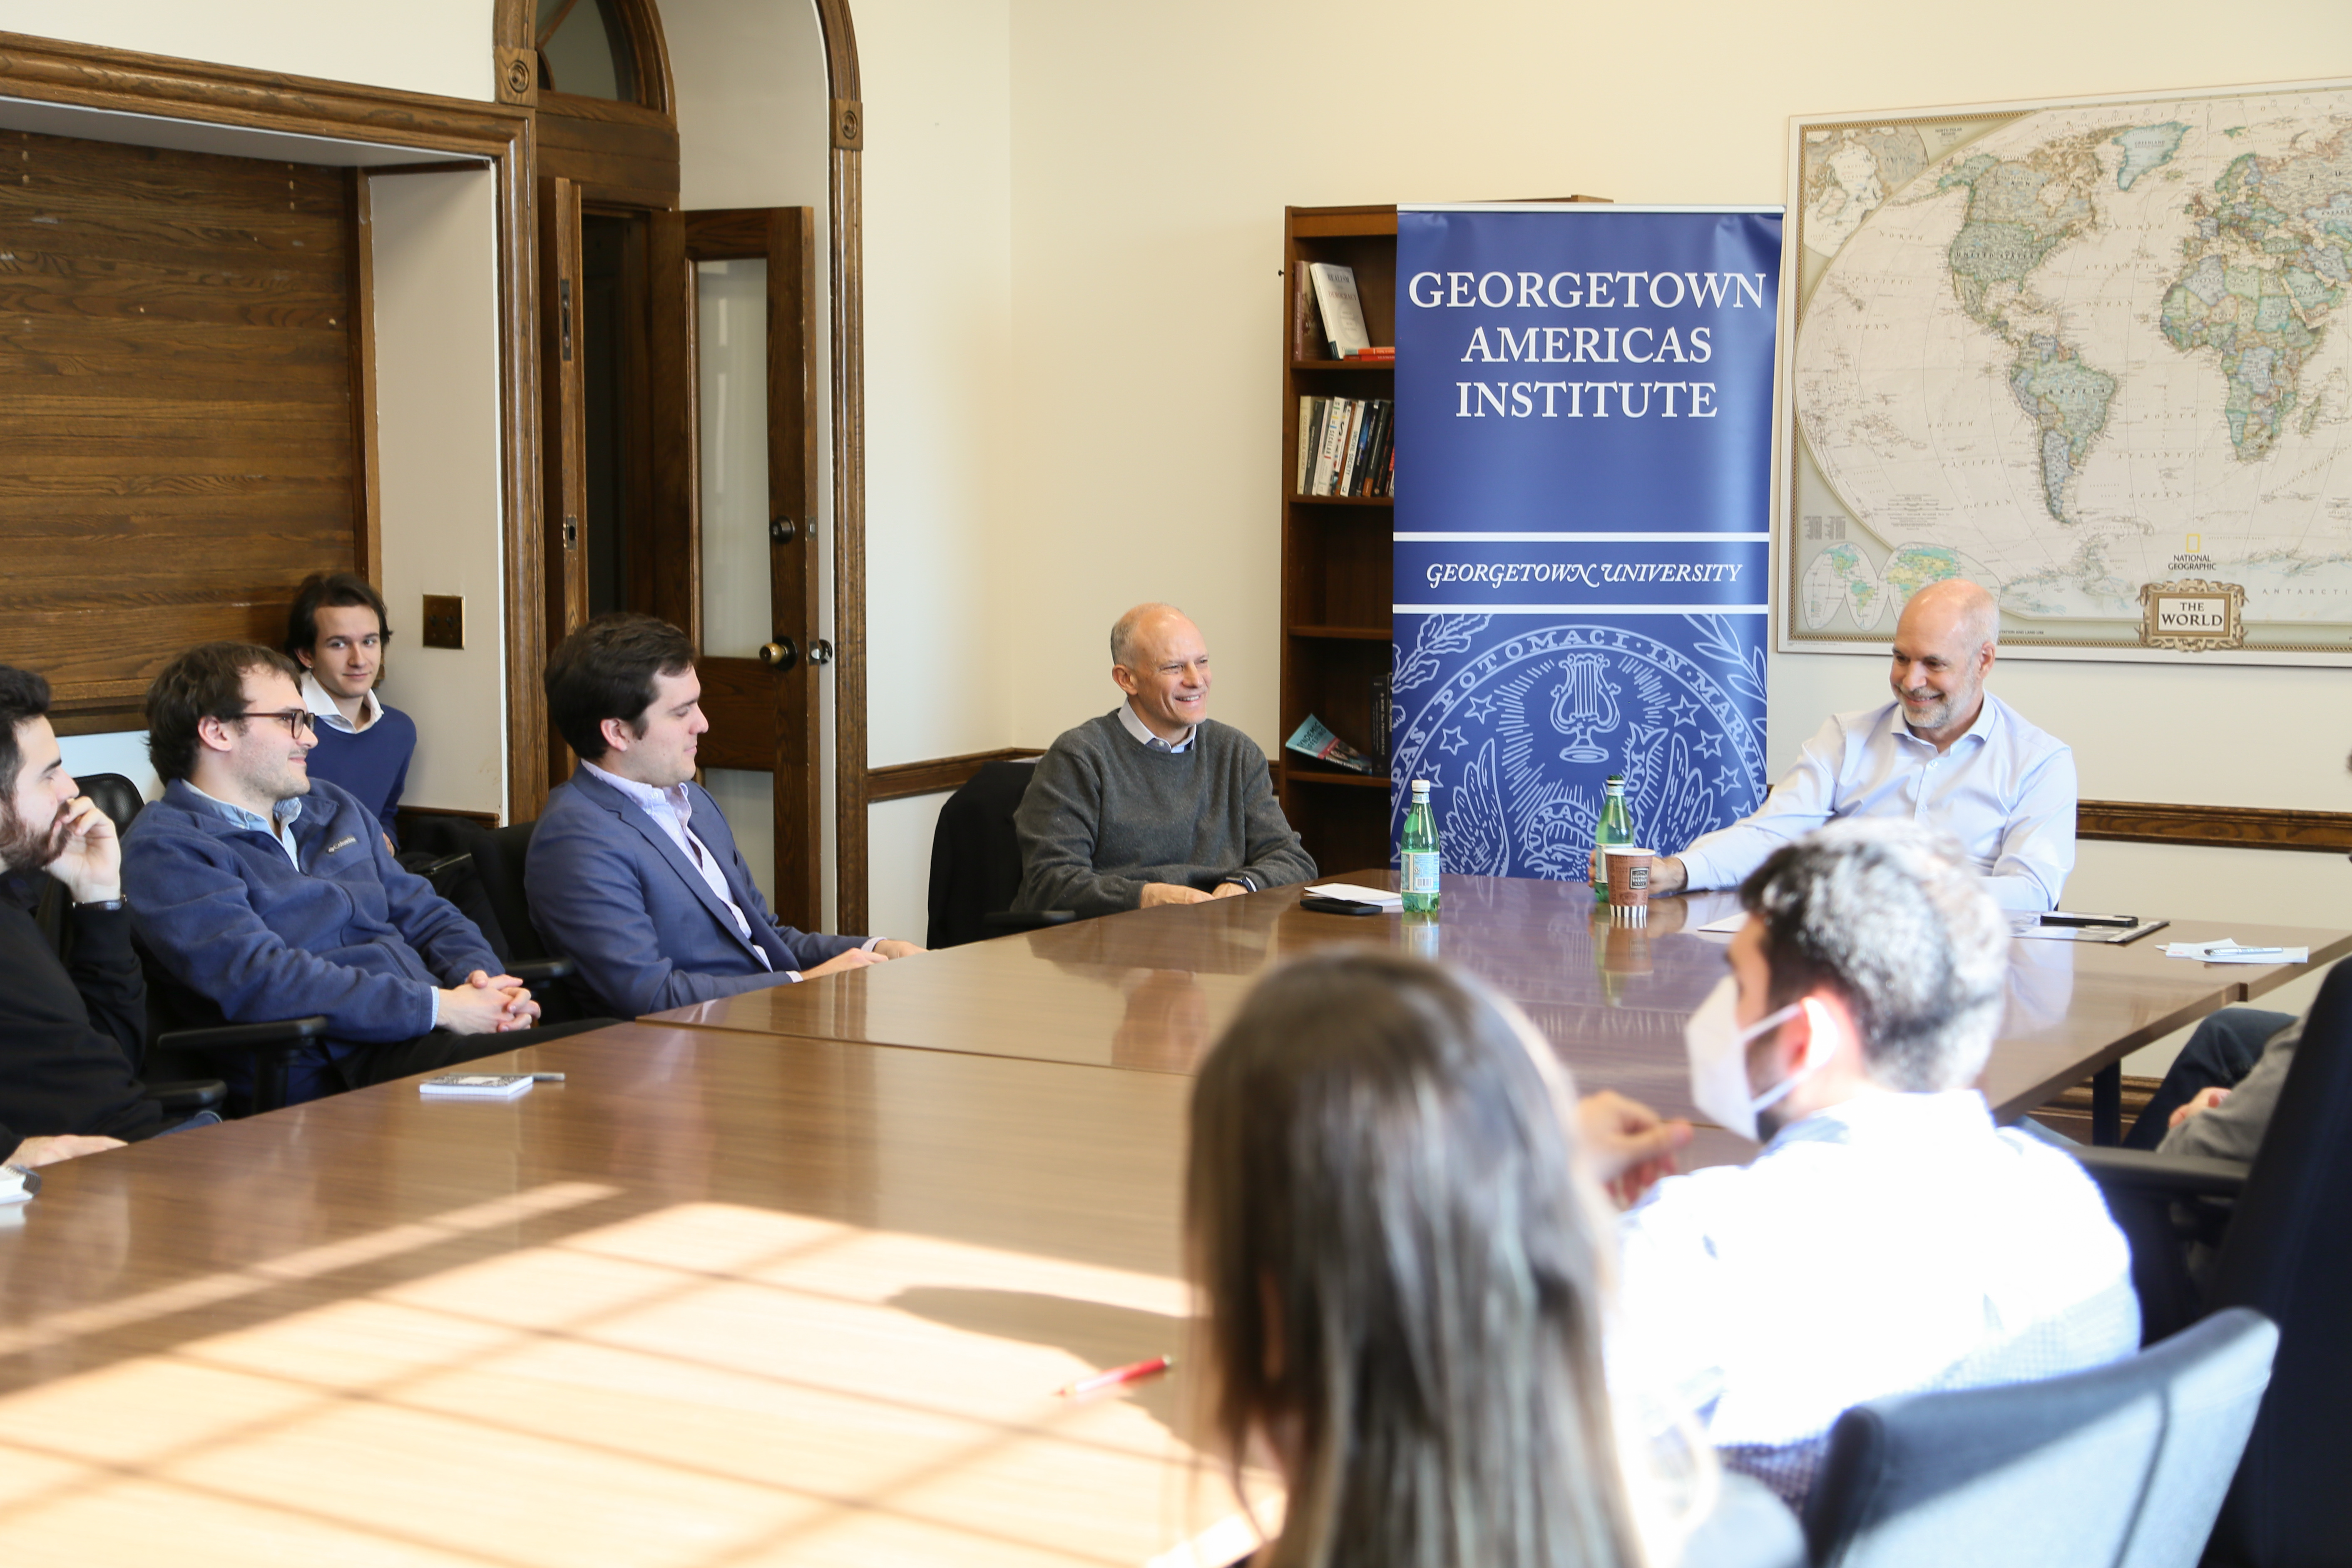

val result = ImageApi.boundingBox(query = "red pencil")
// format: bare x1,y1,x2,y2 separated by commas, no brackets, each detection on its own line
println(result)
1058,1354,1174,1398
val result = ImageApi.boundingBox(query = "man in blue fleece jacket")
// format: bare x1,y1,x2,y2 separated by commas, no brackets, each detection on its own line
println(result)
122,643,603,1108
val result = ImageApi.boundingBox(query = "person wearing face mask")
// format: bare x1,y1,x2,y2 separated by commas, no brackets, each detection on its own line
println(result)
1609,818,2138,1509
1641,579,2075,913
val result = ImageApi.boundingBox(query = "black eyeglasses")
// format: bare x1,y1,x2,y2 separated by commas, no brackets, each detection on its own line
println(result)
235,709,318,737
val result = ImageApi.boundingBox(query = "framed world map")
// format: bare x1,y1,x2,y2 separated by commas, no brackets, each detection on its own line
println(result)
1783,79,2352,663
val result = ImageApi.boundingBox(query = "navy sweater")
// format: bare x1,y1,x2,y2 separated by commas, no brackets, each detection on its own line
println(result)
305,703,416,847
122,779,498,1054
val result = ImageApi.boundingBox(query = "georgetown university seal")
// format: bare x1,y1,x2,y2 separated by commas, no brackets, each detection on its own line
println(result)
1388,614,1768,879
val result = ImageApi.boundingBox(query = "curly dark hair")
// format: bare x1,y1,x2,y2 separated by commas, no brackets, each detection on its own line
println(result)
0,664,52,794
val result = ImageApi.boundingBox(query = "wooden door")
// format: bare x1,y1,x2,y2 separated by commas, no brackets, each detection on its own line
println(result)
540,175,592,785
647,207,825,932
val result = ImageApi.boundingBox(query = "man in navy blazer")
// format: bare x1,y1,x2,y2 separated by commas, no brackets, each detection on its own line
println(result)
527,614,923,1018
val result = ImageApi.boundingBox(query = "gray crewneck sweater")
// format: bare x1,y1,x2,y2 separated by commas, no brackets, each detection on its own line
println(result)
1011,710,1318,917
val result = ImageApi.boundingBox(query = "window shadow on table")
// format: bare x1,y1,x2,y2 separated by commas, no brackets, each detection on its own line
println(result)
889,1285,1191,1440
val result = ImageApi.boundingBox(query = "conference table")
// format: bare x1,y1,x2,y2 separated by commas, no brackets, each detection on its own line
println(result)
2,875,2344,1563
0,1021,1268,1566
653,874,2352,1148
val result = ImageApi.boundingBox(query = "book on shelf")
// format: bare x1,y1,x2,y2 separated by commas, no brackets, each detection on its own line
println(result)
1294,266,1327,359
1307,263,1371,360
1293,396,1395,498
1285,713,1377,774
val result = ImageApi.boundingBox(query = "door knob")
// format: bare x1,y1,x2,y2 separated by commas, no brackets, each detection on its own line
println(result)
758,639,798,671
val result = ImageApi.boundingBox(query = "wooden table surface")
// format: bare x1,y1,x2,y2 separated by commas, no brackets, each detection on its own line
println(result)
654,875,2352,1126
0,1024,1272,1567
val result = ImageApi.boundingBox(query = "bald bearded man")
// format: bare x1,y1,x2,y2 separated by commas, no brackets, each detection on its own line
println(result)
1651,579,2075,912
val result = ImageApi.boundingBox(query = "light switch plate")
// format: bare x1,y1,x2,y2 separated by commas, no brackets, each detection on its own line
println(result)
421,595,464,650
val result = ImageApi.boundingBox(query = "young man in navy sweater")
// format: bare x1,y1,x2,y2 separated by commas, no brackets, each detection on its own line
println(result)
286,572,417,850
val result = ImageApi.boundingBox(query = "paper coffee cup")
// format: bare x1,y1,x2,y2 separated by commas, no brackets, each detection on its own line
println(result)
1604,846,1654,921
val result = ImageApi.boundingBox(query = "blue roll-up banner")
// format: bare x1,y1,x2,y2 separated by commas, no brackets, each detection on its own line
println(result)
1391,205,1783,877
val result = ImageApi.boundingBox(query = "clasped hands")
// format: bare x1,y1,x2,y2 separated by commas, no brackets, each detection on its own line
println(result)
438,970,540,1034
1140,880,1250,907
1576,1089,1693,1208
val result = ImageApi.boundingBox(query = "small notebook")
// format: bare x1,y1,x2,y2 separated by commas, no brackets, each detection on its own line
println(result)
1305,882,1402,911
420,1073,535,1100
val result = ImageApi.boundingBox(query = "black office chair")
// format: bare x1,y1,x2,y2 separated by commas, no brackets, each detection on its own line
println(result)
2071,956,2352,1568
1804,1307,2278,1568
466,818,588,1021
925,759,1074,948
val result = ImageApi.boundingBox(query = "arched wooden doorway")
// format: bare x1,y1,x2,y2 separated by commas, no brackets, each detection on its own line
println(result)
490,0,872,931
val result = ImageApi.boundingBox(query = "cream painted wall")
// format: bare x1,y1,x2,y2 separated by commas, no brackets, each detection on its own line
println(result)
0,0,493,101
370,169,510,817
854,0,1015,770
987,0,2352,943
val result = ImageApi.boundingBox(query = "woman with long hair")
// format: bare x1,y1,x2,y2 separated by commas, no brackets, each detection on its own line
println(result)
1185,948,1800,1568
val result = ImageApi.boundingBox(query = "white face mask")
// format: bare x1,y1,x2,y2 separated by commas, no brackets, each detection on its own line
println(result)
1682,977,1824,1142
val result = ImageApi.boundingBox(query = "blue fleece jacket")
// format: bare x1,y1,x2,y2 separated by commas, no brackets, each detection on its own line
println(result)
122,778,499,1051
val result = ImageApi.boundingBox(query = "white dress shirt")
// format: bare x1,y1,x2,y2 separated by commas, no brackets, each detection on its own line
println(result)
1675,694,2075,912
300,671,382,734
1610,1089,2140,1506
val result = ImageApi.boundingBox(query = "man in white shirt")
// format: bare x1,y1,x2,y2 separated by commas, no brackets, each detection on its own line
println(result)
1610,818,2139,1508
1649,579,2075,912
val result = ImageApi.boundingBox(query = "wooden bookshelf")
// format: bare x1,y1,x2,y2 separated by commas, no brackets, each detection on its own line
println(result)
1278,204,1398,877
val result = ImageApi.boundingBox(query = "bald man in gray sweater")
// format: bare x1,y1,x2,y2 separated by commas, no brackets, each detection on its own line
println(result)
1012,605,1316,919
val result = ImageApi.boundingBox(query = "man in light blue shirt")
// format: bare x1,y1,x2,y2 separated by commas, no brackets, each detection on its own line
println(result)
1653,579,2075,912
1609,819,2138,1508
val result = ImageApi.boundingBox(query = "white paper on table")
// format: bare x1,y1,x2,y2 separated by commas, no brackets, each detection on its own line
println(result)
1305,882,1403,911
2161,938,2309,964
1696,914,1748,935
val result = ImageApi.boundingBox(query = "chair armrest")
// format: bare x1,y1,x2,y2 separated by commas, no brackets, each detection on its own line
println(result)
409,851,474,880
142,1080,227,1113
2069,1144,2249,1200
509,957,575,984
155,1016,331,1054
983,910,1077,932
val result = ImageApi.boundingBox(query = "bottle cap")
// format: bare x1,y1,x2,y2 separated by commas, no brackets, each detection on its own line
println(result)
1606,773,1625,785
1411,778,1432,791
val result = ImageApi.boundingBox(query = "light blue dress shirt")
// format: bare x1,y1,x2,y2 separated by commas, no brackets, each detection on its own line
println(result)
1610,1089,2140,1507
1674,694,2075,912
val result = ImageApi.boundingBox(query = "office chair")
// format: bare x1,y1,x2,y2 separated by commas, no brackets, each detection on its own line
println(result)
465,819,589,1021
2069,955,2352,1568
1804,1307,2278,1568
925,759,1074,948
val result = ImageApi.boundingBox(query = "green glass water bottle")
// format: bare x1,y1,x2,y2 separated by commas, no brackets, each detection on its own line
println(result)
1591,773,1635,903
1401,778,1441,914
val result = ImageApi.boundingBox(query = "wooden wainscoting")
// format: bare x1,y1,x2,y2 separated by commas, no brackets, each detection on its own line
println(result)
866,747,1045,803
2079,800,2352,853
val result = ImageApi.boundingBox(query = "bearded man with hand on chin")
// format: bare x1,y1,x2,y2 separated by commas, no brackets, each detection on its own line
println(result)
0,664,208,1166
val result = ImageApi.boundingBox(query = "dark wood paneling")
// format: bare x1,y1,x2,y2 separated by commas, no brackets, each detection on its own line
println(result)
644,209,697,639
539,175,588,788
2079,799,2352,853
346,168,381,586
534,107,679,202
867,747,1046,803
694,654,780,771
0,128,360,718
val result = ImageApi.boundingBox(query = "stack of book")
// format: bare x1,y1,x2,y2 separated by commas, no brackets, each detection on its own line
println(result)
1295,396,1395,498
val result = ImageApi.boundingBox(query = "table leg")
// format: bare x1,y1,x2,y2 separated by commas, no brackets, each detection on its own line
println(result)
2091,1062,2122,1146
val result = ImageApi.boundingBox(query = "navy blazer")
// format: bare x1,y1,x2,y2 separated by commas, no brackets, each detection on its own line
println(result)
525,765,865,1016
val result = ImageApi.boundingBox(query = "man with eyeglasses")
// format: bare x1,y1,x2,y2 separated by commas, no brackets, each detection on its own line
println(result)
121,643,607,1108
